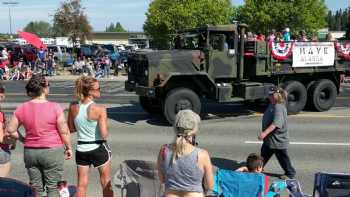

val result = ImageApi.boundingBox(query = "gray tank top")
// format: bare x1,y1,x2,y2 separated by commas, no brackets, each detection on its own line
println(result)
162,145,204,193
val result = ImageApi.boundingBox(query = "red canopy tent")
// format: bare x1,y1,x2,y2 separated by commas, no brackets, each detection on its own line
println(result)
18,31,47,49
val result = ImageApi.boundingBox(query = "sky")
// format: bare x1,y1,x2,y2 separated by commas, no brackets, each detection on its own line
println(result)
0,0,348,34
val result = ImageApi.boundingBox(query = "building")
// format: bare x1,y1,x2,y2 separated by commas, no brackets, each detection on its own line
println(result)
318,28,346,40
86,32,149,48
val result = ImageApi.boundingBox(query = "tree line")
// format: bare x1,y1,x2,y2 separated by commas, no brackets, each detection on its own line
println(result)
17,0,350,49
327,8,350,31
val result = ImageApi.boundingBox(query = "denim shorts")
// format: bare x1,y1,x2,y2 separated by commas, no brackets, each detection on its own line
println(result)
0,148,11,164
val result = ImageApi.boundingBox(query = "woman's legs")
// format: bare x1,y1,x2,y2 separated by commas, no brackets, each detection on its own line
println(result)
98,161,113,197
77,166,89,197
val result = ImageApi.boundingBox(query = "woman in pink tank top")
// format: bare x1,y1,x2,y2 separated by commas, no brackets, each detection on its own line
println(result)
6,74,73,197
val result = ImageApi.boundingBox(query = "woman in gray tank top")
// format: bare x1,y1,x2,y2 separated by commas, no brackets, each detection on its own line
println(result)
157,110,213,197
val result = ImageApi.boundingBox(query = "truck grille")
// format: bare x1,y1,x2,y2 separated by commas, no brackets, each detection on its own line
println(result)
128,55,149,86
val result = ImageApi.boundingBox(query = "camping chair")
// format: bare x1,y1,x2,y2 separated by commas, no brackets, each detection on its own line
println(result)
114,160,163,197
267,179,310,197
213,169,268,197
313,172,350,197
0,177,36,197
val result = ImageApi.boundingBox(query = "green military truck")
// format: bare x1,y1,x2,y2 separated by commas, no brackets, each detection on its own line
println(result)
125,24,350,124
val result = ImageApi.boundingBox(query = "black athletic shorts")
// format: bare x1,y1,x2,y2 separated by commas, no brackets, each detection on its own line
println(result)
75,143,112,168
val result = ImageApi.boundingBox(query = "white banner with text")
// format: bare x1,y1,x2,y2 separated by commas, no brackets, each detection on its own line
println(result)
292,42,335,67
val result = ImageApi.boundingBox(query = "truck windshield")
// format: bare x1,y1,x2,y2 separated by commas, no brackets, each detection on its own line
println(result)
173,33,206,50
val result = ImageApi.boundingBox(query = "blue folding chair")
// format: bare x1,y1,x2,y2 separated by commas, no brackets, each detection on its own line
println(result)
0,177,36,197
213,169,266,197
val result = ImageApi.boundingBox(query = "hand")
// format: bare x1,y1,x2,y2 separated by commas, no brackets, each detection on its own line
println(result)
258,132,267,141
64,148,73,160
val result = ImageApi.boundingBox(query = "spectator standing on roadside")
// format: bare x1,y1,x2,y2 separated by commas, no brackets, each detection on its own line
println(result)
47,55,54,76
67,76,113,197
37,47,46,64
157,109,214,197
0,84,14,177
103,56,111,78
5,75,72,197
1,48,8,61
86,58,95,76
258,87,296,179
110,51,120,76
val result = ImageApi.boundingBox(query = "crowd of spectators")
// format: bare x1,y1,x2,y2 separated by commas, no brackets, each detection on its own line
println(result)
0,44,127,81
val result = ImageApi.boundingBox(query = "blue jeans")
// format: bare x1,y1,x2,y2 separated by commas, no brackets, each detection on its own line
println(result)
104,64,110,78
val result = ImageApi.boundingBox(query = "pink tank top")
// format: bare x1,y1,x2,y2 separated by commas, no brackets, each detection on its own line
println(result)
14,101,64,148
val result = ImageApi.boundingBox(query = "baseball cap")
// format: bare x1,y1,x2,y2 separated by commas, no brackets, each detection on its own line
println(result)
174,110,200,134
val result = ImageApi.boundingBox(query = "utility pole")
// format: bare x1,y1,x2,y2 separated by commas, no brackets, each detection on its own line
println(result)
2,1,19,39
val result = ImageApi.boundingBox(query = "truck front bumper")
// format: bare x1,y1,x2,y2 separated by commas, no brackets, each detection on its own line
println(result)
125,81,156,97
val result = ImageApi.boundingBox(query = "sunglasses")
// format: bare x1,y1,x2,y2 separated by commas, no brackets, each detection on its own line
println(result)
91,87,101,91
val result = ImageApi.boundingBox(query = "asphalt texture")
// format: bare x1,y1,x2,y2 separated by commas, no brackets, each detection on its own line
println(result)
3,79,350,197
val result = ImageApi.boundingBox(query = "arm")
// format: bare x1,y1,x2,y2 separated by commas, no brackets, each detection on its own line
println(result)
67,103,77,133
200,150,214,191
258,124,277,140
5,115,23,142
97,106,109,139
57,113,72,160
157,145,166,183
0,122,4,143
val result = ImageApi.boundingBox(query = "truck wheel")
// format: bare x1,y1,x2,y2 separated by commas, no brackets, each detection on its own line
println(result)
308,79,337,111
164,88,201,124
139,96,162,114
283,81,307,114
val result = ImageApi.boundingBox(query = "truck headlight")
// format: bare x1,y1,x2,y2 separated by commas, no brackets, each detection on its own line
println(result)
128,67,132,73
144,70,148,76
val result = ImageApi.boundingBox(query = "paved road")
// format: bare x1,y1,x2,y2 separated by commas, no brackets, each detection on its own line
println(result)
4,80,350,196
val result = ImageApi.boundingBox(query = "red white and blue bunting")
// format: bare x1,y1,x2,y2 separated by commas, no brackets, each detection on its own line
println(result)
269,42,294,61
335,42,350,60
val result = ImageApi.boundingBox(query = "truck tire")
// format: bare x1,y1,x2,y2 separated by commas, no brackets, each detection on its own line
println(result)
139,96,162,114
283,81,307,114
164,88,201,124
308,79,337,111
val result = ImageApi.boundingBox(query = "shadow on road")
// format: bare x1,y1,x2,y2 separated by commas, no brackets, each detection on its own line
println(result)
107,101,267,126
106,102,169,126
211,157,243,171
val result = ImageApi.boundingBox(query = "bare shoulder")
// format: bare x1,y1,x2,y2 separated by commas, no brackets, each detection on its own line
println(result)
69,101,79,112
198,148,211,162
89,103,106,114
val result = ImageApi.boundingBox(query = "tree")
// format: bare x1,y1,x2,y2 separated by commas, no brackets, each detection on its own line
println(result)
143,0,234,49
105,22,126,32
236,0,328,36
53,0,92,45
327,7,350,31
23,21,52,37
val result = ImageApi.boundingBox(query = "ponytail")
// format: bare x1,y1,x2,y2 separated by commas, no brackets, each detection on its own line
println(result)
74,76,97,100
172,133,193,164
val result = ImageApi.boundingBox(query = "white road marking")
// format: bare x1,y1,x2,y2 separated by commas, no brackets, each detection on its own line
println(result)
245,141,350,146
